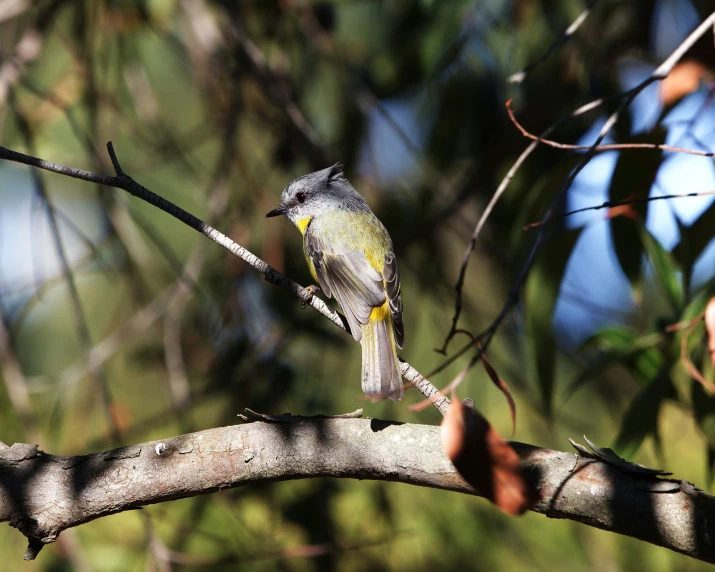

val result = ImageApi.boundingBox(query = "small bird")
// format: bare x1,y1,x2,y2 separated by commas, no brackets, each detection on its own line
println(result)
266,164,404,401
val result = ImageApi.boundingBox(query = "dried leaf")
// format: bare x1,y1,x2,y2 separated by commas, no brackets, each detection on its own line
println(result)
659,61,710,106
606,203,639,220
444,332,517,434
441,396,536,515
478,348,517,436
705,297,715,371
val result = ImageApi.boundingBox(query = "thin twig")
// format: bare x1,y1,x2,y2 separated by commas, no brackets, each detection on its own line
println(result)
524,189,715,230
681,324,715,393
508,0,599,84
507,99,714,157
664,315,704,333
0,143,450,416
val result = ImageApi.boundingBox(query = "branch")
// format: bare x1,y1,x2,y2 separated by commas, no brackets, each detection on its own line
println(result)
506,100,715,157
507,0,599,84
1,418,713,563
0,143,450,416
523,189,715,230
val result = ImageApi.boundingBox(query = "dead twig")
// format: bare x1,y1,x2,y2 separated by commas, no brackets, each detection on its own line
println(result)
506,99,714,158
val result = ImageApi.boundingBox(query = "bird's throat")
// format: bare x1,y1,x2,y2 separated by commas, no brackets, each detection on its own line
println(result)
296,216,313,235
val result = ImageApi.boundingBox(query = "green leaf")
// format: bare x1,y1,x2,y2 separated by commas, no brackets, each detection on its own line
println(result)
525,227,582,417
639,226,683,314
566,328,662,398
607,127,667,285
583,324,637,350
610,217,643,285
672,197,715,280
631,344,664,385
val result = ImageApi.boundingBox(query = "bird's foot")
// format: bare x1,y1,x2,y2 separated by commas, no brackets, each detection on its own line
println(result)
301,284,321,309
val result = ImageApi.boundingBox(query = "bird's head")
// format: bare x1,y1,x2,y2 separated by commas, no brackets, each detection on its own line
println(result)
266,163,366,228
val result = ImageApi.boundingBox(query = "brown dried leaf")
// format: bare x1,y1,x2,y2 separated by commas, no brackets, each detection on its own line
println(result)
659,61,710,106
606,203,639,220
441,396,536,515
705,297,715,371
478,348,516,436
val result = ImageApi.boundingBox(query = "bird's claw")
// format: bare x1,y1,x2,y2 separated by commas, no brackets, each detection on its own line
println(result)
301,284,321,309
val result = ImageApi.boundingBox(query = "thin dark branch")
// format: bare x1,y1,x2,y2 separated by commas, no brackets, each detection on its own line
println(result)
508,0,599,84
524,189,715,230
0,143,450,416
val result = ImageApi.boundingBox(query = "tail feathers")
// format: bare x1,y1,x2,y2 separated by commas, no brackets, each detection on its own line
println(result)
361,316,403,401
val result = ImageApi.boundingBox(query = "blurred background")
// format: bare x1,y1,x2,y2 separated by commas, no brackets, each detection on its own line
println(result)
1,0,715,569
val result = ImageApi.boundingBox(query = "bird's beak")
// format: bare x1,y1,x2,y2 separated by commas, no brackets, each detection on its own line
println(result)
265,205,286,218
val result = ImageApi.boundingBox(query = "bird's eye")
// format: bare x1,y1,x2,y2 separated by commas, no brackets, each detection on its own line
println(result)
296,192,306,204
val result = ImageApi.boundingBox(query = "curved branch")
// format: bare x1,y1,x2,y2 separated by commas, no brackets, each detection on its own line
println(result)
0,418,713,563
506,100,714,158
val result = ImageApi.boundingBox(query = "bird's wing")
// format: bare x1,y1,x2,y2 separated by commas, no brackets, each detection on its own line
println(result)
382,252,404,349
305,229,385,343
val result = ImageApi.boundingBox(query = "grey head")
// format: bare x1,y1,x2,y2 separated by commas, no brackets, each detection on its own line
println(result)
266,163,369,226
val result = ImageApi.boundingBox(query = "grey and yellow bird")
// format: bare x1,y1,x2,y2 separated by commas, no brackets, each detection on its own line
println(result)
266,164,404,401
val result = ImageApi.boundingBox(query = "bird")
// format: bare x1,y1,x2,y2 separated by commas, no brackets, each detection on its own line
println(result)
266,164,404,401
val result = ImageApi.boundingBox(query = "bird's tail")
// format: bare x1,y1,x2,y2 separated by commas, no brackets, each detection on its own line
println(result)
361,304,403,401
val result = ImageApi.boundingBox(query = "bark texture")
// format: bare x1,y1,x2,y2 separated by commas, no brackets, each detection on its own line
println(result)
0,418,713,562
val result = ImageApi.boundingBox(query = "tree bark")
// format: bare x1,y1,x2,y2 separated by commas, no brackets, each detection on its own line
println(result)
0,417,713,562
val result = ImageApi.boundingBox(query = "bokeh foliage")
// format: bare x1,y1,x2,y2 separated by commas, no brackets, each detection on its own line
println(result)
1,0,715,569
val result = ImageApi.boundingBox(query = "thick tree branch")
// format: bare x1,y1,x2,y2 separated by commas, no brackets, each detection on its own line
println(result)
0,418,712,562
